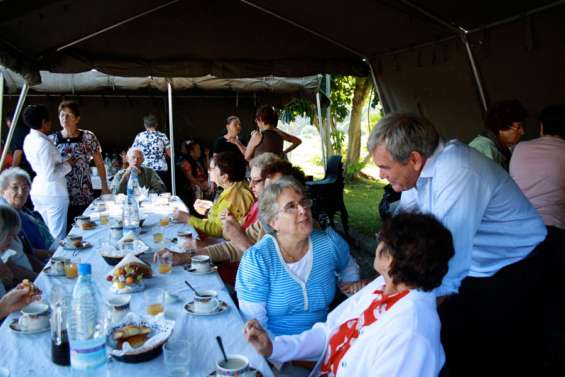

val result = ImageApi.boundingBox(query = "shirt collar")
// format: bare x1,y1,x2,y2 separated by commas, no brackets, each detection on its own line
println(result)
29,128,50,141
418,139,445,179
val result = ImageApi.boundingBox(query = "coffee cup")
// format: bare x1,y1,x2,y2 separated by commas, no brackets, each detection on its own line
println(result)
106,295,131,324
191,255,211,272
193,290,218,313
74,215,90,227
51,257,67,275
216,355,250,377
111,226,123,241
95,202,106,212
19,302,49,331
65,234,83,248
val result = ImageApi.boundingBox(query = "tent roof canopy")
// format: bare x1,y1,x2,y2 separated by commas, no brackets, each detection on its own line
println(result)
1,0,559,84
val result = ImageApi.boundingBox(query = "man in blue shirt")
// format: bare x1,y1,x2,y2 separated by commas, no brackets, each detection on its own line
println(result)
368,113,548,377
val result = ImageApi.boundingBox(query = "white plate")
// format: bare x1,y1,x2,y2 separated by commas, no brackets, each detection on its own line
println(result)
61,241,93,250
207,368,260,377
184,300,228,316
43,265,65,277
184,265,218,274
9,318,50,335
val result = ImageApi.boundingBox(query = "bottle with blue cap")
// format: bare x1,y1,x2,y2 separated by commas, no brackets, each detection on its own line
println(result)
68,263,107,371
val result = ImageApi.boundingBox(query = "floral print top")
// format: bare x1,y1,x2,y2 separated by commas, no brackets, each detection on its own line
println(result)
132,130,170,171
49,129,101,206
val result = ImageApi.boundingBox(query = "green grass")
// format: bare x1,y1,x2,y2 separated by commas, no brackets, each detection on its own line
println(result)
344,177,386,236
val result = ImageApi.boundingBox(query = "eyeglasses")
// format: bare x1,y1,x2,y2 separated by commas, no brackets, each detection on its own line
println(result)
248,177,264,186
279,198,313,214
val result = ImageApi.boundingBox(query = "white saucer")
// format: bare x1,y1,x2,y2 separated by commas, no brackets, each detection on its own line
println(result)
9,318,50,335
184,265,218,274
61,241,93,250
43,265,65,277
184,300,228,316
207,368,260,376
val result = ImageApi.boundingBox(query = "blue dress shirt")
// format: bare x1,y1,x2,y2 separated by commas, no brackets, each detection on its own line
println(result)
398,140,547,296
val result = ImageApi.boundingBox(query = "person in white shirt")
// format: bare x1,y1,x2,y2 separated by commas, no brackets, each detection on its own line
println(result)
244,212,453,377
22,105,74,240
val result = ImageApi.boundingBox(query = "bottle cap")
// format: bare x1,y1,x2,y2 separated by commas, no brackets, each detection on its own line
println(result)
78,263,92,276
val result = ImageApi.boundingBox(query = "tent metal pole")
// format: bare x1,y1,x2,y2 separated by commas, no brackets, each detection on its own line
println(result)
367,61,390,114
315,92,326,164
0,72,4,146
397,0,466,33
166,81,176,196
56,0,180,52
461,34,488,112
0,82,28,169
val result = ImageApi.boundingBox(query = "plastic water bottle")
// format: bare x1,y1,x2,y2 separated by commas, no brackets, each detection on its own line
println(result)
127,168,140,198
68,264,107,371
123,195,140,235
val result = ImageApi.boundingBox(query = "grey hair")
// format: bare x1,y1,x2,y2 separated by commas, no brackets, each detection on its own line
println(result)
0,205,21,246
0,167,31,191
249,152,280,176
143,114,158,129
367,113,440,163
226,115,240,125
127,147,144,159
259,176,304,235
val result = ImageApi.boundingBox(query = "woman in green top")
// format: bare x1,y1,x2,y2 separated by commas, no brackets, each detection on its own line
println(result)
468,99,527,170
173,151,254,238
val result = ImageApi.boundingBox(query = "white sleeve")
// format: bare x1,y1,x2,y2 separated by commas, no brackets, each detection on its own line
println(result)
338,255,360,283
270,325,327,363
239,300,268,329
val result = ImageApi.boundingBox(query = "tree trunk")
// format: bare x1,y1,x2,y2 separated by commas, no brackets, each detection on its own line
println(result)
345,77,372,172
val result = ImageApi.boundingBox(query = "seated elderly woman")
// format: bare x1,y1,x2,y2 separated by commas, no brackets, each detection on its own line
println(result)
111,147,166,194
172,151,254,238
245,212,454,377
236,177,359,337
0,205,37,294
0,168,57,254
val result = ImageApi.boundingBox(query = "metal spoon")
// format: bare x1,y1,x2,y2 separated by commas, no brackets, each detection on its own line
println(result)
184,280,201,297
216,336,228,364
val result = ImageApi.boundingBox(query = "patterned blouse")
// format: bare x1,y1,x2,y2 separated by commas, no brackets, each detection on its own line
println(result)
132,130,170,171
49,129,101,206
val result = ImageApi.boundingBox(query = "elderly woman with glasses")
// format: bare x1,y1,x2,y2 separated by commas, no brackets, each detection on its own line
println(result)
172,151,254,238
244,213,454,377
236,177,359,338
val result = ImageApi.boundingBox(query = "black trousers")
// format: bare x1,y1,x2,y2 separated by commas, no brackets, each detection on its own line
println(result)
439,241,548,377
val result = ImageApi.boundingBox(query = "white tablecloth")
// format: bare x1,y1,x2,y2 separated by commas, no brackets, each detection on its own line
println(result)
0,197,273,377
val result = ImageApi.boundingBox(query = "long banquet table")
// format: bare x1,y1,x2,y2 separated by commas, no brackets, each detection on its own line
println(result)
0,196,274,377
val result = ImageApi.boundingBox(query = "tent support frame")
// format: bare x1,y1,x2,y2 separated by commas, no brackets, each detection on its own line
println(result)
167,81,176,196
0,82,28,169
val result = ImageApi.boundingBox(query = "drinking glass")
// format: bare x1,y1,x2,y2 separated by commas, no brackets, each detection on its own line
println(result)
158,253,173,275
64,257,80,279
99,212,109,225
163,339,190,377
145,289,165,316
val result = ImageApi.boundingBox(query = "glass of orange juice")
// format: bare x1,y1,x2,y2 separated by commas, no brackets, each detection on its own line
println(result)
153,231,164,244
145,289,165,316
64,257,79,279
159,216,170,227
99,212,109,225
158,253,173,274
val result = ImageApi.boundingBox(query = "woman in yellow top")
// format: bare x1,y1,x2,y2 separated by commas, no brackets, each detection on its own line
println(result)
172,151,254,238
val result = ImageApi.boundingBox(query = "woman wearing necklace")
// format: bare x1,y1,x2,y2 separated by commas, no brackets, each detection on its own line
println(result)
244,213,454,377
236,177,360,338
48,101,110,227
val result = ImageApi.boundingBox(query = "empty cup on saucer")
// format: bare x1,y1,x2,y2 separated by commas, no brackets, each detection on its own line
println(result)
74,215,90,228
19,302,49,331
191,255,211,273
193,290,218,314
216,355,250,377
50,257,67,275
106,295,131,324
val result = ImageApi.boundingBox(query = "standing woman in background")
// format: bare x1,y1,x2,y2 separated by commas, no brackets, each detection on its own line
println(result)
132,114,171,189
213,115,247,157
245,105,301,161
22,105,73,240
49,100,109,227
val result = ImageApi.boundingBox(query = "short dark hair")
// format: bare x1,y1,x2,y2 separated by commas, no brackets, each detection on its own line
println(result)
539,104,565,139
379,212,454,292
144,114,158,129
58,100,80,117
212,151,247,182
255,105,278,127
485,100,528,133
263,160,306,185
22,105,50,130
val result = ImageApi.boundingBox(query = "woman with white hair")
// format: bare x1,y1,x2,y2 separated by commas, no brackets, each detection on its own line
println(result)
0,168,57,256
111,147,166,194
236,177,359,337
